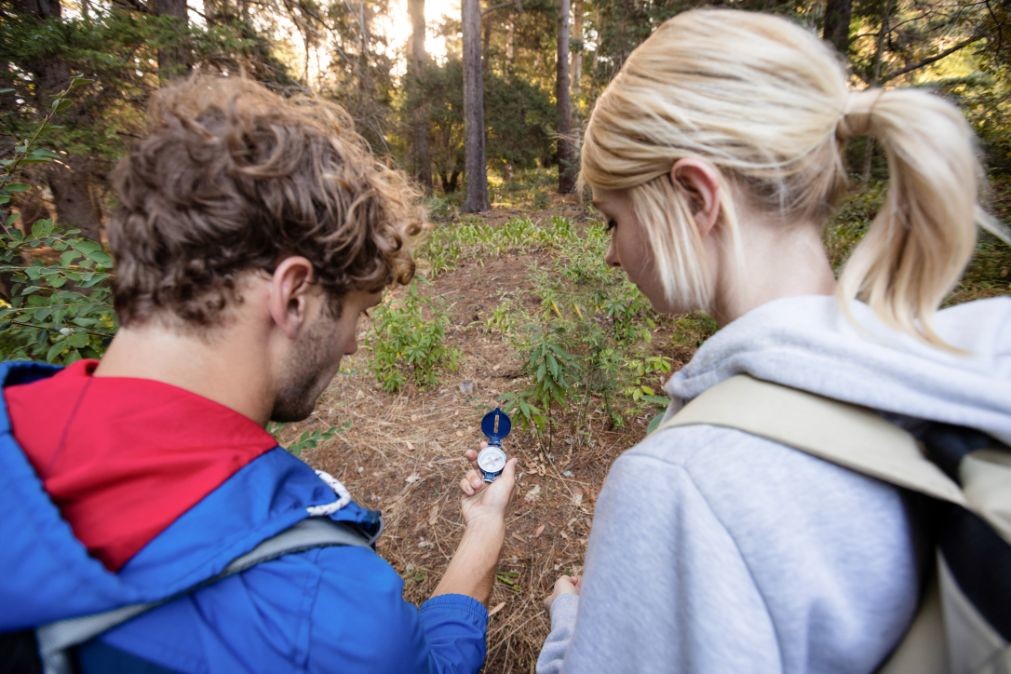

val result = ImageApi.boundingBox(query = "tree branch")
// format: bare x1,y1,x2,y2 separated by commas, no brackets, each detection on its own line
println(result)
482,0,520,18
880,33,985,83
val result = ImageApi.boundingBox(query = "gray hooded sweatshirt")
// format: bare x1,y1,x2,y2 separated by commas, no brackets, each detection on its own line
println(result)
537,295,1011,674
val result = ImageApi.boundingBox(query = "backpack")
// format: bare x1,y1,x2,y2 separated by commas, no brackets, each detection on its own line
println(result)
657,374,1011,674
0,517,371,674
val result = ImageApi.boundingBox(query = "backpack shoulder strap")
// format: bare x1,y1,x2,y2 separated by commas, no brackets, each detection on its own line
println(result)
36,517,370,674
656,374,966,506
657,375,1011,674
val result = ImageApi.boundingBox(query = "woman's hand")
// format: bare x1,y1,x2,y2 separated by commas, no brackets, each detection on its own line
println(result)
544,574,581,609
458,445,518,528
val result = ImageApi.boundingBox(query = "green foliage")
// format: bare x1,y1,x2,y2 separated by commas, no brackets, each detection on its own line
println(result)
409,58,554,192
268,421,350,457
483,297,520,336
417,213,581,279
500,217,667,438
0,11,285,167
1,77,116,364
670,312,719,350
368,285,460,393
0,224,116,363
492,168,558,209
824,183,886,271
502,334,577,431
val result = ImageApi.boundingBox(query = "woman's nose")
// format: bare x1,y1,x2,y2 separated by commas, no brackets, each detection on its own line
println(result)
605,240,621,268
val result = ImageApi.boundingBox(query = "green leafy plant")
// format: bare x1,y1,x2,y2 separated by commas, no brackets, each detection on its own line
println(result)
1,76,116,364
267,421,350,457
368,285,460,393
0,223,115,362
483,296,520,336
503,218,672,439
417,215,581,280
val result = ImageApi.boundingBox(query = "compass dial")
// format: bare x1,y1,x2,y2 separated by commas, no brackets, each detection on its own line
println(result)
477,445,507,474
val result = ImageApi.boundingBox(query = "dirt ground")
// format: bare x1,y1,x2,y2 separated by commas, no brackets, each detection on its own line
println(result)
278,201,668,673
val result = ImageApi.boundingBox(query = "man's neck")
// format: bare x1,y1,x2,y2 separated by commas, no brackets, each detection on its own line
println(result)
94,321,275,426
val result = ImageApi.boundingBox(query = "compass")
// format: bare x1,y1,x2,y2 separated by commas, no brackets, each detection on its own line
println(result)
477,407,511,482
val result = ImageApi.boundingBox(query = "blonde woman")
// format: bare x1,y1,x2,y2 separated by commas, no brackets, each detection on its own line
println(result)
537,9,1011,674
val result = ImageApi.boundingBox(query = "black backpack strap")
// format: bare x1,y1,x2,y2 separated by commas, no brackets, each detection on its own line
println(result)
36,517,370,674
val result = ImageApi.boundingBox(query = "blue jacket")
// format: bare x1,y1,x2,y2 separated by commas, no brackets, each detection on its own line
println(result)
0,361,488,673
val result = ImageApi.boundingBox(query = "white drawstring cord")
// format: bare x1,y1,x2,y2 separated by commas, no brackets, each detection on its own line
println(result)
307,470,352,516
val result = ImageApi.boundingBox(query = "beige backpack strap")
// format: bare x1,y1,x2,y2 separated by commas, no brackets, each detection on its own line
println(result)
657,375,966,507
658,375,1011,674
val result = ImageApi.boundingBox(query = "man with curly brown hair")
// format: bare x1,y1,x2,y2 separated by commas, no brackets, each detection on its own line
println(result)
0,76,516,674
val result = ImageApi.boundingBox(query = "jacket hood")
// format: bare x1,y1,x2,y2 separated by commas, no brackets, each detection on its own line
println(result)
664,296,1011,446
0,361,380,630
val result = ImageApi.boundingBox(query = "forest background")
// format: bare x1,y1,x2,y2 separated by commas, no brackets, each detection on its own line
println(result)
2,0,1010,670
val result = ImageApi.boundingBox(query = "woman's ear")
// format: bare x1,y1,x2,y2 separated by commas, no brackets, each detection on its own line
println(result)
669,158,722,237
268,256,316,340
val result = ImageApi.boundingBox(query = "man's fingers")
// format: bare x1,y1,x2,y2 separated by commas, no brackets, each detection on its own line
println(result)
460,477,474,497
465,468,485,492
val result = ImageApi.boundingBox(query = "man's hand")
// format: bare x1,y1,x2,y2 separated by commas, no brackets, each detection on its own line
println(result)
431,446,519,605
544,574,581,609
459,446,518,527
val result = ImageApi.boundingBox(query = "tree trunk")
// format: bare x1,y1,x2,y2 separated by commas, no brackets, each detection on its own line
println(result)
570,0,582,104
822,0,852,57
556,0,576,194
154,0,190,80
358,0,372,96
507,18,515,66
14,0,105,241
861,0,891,183
408,0,432,193
462,0,489,212
482,16,492,78
48,156,103,240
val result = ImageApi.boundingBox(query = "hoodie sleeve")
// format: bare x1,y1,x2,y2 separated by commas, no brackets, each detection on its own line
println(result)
536,452,782,674
307,545,488,674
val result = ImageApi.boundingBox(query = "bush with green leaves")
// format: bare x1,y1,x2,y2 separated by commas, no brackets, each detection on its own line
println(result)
1,77,117,364
0,221,115,363
368,285,460,393
267,421,350,457
417,214,580,280
502,218,669,441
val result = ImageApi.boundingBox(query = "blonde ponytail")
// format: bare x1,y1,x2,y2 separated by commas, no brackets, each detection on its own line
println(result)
582,9,1005,348
836,88,1002,348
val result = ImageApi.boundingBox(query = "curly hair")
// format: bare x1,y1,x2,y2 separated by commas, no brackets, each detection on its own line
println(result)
108,75,423,327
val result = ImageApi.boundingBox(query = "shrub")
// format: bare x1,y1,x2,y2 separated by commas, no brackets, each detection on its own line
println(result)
1,76,116,364
368,285,459,393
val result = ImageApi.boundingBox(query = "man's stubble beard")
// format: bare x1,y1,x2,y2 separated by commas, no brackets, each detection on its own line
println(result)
270,316,340,423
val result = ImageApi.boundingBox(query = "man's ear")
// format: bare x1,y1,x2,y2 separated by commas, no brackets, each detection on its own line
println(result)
268,257,316,340
669,158,722,237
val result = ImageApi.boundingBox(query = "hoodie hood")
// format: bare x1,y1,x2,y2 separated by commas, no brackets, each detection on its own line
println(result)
5,359,279,571
664,295,1011,446
0,360,380,630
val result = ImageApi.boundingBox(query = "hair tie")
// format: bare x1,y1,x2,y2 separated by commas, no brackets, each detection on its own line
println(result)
838,88,885,140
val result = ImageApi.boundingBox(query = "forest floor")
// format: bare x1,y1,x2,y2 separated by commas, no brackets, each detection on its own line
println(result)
273,175,1011,674
280,195,671,673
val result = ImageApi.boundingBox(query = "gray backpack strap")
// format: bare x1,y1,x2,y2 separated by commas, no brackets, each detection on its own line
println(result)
37,517,370,674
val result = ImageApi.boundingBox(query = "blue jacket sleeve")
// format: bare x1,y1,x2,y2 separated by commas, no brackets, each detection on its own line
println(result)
307,545,488,674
